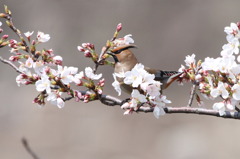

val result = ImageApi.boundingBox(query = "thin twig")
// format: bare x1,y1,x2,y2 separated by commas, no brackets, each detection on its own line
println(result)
0,56,23,74
187,84,197,107
5,14,29,53
187,66,202,107
93,29,119,74
93,46,109,74
21,138,40,159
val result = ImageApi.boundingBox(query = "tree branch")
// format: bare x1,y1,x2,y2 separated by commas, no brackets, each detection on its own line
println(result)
187,84,197,107
67,90,240,120
0,56,23,74
4,14,29,53
21,138,40,159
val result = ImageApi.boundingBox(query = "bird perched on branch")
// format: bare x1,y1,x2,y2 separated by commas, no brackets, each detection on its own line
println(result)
107,44,182,94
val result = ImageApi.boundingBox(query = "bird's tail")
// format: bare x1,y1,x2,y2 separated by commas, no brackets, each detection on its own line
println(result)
155,71,182,89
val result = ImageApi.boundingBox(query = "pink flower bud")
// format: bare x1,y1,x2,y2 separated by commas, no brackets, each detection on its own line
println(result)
32,74,40,80
82,43,88,48
9,39,17,45
98,78,105,87
84,50,92,57
77,46,85,52
32,97,44,105
83,95,90,103
2,34,8,39
46,49,54,55
9,55,19,61
88,43,95,50
53,55,63,65
9,39,17,48
24,81,33,85
116,23,122,32
32,40,36,45
21,74,28,79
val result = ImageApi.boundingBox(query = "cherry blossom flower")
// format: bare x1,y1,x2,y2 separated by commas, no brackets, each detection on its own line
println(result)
123,34,134,44
129,89,147,110
24,31,34,38
140,72,158,91
25,57,34,68
210,81,229,99
226,99,237,110
202,55,236,73
37,31,50,43
85,67,102,80
231,84,240,101
73,71,84,85
221,39,239,57
53,55,63,65
146,84,161,98
124,70,143,88
213,102,225,116
218,55,236,73
114,34,134,46
58,66,78,85
77,46,85,52
184,54,196,67
33,61,44,75
224,23,240,42
16,74,28,86
47,92,65,108
56,98,65,108
123,63,145,88
18,62,32,76
153,106,166,119
154,95,171,107
112,73,121,96
35,74,51,94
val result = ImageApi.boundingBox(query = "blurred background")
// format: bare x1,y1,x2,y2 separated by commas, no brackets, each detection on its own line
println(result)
0,0,240,159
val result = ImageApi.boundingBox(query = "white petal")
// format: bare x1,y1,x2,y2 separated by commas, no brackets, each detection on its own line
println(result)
57,98,65,108
153,106,166,119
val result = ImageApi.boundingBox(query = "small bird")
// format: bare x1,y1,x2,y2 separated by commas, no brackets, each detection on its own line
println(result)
107,44,182,94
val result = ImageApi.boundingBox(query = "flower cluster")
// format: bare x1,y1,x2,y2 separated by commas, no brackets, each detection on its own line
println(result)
112,63,171,118
1,23,103,108
180,22,240,115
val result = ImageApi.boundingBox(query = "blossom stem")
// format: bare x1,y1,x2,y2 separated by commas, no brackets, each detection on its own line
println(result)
4,14,29,53
0,56,23,74
94,26,120,74
187,84,197,107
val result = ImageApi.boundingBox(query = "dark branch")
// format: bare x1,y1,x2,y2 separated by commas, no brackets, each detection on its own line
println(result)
21,138,40,159
164,107,240,119
64,90,240,120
